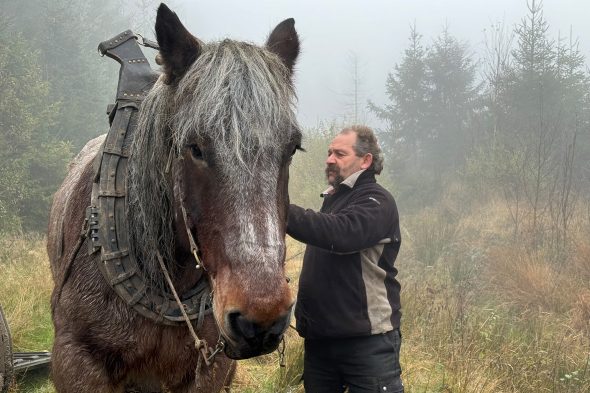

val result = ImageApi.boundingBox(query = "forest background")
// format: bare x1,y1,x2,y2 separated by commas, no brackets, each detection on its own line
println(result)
1,0,589,392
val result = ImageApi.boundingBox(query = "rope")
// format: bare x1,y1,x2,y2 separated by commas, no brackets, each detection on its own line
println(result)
156,252,202,346
159,149,220,388
156,251,208,387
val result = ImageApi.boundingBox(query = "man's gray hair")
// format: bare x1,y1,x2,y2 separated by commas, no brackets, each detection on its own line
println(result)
341,125,384,174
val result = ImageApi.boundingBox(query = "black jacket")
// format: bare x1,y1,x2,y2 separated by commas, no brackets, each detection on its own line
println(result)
287,170,401,339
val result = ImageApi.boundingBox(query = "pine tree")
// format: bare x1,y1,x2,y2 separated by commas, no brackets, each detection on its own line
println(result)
424,25,479,174
4,0,130,149
479,0,590,248
368,24,428,177
0,19,71,232
1,0,155,231
370,24,478,208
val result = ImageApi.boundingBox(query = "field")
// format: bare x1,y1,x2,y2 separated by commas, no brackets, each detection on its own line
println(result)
1,198,589,392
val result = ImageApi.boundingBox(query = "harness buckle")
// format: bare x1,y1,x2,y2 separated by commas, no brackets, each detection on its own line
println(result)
85,206,101,254
136,33,160,50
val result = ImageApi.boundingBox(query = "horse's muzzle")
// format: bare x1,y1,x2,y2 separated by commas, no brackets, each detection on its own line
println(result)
222,309,292,360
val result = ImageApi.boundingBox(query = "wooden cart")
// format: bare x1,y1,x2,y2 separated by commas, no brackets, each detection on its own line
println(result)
0,305,51,392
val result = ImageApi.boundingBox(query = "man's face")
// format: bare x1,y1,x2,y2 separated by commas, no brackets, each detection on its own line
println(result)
325,132,371,186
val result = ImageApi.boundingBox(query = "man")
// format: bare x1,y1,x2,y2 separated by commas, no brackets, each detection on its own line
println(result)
287,125,403,393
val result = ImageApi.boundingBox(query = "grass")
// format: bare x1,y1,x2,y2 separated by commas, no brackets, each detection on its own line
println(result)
0,234,54,393
0,236,305,393
1,199,590,392
0,234,53,352
397,199,590,393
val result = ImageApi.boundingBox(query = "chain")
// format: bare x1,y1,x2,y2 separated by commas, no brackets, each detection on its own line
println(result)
277,336,286,367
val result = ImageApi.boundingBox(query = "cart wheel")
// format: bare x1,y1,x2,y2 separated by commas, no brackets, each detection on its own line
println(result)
0,305,13,393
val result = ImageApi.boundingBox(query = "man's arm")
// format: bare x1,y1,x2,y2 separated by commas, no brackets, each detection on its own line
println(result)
287,190,397,253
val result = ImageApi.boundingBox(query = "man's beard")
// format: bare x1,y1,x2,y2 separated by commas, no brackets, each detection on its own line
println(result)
325,165,344,187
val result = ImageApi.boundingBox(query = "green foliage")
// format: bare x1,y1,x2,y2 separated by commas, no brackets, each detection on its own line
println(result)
370,24,479,211
0,0,167,232
424,26,480,173
369,24,428,160
466,0,590,249
2,0,136,148
0,20,72,233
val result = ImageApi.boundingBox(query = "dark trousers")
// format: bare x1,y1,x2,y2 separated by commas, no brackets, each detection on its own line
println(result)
303,329,404,393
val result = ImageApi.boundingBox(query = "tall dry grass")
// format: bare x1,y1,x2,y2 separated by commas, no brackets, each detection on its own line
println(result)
570,241,590,336
0,234,54,393
233,327,304,393
398,199,590,393
0,235,53,352
2,197,590,392
0,235,306,393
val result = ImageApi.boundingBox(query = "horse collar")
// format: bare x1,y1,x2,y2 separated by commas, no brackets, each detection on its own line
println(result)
86,31,212,326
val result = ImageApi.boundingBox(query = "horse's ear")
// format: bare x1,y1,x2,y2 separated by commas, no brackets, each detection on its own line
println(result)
266,18,300,73
155,3,201,85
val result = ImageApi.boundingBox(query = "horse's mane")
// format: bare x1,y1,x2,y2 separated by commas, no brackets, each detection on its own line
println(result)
127,39,299,285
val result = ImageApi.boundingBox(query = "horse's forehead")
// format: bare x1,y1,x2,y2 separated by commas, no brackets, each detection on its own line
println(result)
210,133,290,167
171,39,299,168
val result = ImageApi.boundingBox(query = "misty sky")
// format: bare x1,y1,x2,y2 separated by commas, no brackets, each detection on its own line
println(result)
162,0,590,129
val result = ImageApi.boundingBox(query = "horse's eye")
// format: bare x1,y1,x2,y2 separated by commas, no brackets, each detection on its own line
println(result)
189,145,203,160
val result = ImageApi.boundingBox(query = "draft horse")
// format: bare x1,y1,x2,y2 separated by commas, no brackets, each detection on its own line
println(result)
47,4,301,392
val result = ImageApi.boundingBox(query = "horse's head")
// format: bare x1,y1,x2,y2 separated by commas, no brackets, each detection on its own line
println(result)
129,4,301,359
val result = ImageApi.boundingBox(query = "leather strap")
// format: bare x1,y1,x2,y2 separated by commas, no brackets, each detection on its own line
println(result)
89,32,212,326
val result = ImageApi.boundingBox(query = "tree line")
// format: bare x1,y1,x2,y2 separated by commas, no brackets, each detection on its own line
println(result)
1,0,589,254
0,0,163,232
369,0,590,253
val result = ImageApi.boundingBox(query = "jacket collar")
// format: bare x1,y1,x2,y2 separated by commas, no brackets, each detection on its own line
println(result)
321,169,376,197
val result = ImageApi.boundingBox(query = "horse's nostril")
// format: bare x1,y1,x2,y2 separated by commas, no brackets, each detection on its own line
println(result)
227,311,291,342
228,312,259,339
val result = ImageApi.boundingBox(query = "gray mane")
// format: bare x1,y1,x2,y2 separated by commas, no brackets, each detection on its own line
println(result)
127,39,300,284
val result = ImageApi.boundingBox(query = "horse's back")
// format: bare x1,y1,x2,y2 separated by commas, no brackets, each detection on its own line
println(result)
47,135,105,280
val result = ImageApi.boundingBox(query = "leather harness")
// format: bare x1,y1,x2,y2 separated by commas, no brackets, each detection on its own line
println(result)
85,31,212,327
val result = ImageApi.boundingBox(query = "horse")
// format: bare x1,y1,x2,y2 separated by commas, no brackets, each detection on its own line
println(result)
46,4,301,392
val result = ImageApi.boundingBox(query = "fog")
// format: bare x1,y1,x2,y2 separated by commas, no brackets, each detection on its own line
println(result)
162,0,590,128
2,1,590,390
